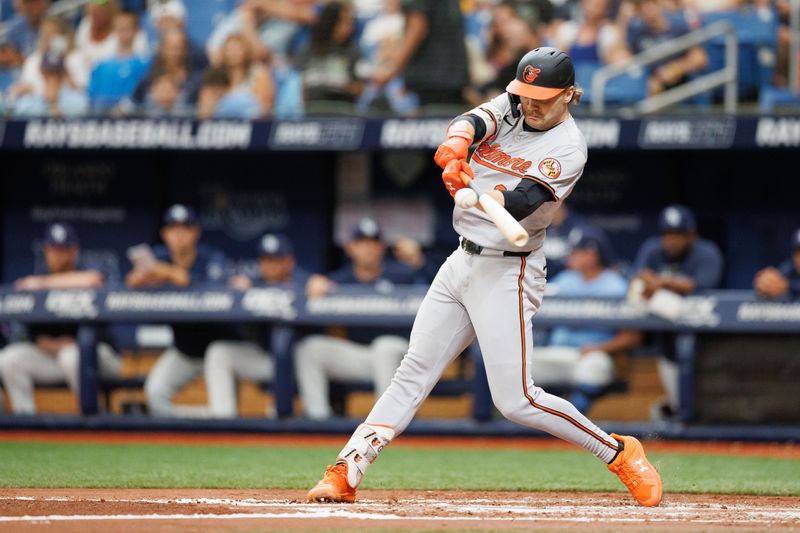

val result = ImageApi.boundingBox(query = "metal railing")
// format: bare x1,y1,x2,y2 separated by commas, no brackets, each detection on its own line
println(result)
790,0,799,93
591,20,738,114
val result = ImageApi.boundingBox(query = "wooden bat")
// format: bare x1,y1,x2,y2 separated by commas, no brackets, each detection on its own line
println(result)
460,172,529,248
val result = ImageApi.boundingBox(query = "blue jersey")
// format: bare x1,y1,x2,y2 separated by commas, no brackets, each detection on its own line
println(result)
152,244,232,357
548,269,628,348
778,260,800,299
250,267,310,290
329,260,422,288
27,259,106,340
153,244,226,288
541,212,601,279
328,260,423,344
632,237,723,291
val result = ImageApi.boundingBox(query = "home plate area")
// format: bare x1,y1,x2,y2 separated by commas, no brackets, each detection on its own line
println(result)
1,489,799,532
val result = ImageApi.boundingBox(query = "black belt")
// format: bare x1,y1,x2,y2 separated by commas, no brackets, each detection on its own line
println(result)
460,238,531,257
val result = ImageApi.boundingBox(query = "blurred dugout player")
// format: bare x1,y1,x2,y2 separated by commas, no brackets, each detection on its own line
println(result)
125,204,229,417
1,223,122,414
630,205,723,420
295,218,428,419
204,233,308,418
530,230,641,413
542,204,606,279
753,228,800,299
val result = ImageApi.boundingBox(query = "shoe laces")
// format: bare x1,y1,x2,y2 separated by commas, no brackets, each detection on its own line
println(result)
322,462,347,480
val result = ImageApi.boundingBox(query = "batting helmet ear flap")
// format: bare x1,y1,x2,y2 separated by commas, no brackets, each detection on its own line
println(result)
508,92,521,118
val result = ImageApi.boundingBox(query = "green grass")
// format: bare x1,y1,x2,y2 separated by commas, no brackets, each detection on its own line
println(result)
0,442,798,496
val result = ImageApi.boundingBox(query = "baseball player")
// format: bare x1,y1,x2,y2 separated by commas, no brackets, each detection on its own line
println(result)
630,205,723,421
125,204,232,417
0,223,122,414
753,228,800,299
295,218,426,419
307,47,662,507
204,233,308,418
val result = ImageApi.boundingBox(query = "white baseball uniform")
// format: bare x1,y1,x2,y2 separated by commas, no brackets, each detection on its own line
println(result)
337,94,621,488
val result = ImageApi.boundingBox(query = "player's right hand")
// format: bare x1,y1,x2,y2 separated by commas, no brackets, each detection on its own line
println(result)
434,134,470,169
441,159,469,198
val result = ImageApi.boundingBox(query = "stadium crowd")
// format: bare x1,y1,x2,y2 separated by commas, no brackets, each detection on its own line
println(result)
0,0,795,118
0,203,798,420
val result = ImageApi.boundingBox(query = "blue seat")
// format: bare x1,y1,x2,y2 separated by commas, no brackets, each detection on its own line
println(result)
574,61,647,105
702,10,778,99
759,86,800,112
183,0,237,47
0,0,14,21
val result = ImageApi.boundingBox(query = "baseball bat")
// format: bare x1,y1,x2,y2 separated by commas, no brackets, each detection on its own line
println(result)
460,172,529,248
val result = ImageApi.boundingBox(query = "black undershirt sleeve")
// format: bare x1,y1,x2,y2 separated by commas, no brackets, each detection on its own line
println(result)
501,179,557,221
451,114,487,142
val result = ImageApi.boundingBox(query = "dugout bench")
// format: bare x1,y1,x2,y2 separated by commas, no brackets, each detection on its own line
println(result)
2,287,799,423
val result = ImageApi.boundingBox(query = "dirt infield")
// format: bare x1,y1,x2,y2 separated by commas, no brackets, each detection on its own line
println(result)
1,489,799,532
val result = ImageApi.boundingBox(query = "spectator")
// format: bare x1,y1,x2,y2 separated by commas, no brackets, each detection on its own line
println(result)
630,205,723,420
552,0,631,66
355,0,418,114
205,233,308,418
529,230,641,413
87,10,149,113
72,0,149,88
134,27,202,107
148,0,207,72
0,223,121,415
206,0,317,66
371,0,469,107
542,204,605,279
294,218,425,419
0,0,49,72
143,71,187,116
625,0,708,95
481,8,541,100
753,228,800,299
9,17,88,117
219,33,274,115
299,1,361,104
125,204,231,417
196,66,260,119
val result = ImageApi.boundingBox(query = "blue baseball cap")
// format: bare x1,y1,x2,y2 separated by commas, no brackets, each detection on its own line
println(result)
658,205,696,233
571,228,614,266
257,233,294,257
792,228,800,250
351,217,382,241
44,222,78,247
163,204,198,226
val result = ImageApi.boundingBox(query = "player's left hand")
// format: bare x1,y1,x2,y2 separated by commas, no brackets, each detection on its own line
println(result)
441,159,470,197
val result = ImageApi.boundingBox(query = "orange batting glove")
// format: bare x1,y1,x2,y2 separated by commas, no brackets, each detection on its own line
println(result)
434,120,475,169
441,159,473,197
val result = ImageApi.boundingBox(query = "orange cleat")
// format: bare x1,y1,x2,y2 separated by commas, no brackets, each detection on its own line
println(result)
307,461,356,503
608,433,663,507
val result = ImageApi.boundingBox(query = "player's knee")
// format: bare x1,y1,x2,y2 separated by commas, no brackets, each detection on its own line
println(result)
492,395,529,424
370,336,408,357
293,335,329,364
205,342,233,371
0,346,26,377
57,345,79,372
144,377,172,417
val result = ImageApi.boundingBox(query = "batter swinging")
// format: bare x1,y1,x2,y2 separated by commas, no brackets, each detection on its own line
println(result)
307,47,663,507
